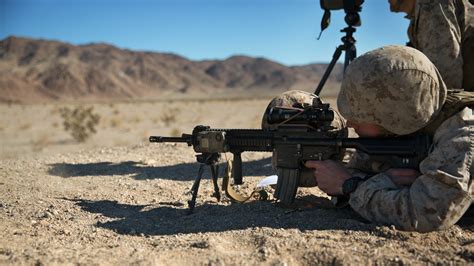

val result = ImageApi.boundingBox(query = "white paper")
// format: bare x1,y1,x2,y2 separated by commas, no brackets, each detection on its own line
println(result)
256,175,278,189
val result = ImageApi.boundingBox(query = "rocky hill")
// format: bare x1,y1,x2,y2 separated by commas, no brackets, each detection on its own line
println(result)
0,36,342,103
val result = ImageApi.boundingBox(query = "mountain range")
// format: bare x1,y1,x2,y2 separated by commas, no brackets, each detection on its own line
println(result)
0,36,342,103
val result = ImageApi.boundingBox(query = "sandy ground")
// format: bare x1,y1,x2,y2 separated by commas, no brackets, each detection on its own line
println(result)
0,95,473,264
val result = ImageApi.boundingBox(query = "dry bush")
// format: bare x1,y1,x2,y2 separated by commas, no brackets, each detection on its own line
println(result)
59,106,100,142
161,108,180,126
170,128,181,137
110,117,122,128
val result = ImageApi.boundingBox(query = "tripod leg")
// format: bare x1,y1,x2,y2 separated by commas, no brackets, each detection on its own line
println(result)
187,164,205,214
210,164,221,201
314,45,344,95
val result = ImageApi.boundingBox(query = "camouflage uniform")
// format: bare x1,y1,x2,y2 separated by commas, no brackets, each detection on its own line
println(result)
339,45,473,232
404,0,474,90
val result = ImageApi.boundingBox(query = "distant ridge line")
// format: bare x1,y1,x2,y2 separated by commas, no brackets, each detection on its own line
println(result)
0,36,343,103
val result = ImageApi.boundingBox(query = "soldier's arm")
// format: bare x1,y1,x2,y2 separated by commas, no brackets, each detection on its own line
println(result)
348,108,473,232
413,0,463,89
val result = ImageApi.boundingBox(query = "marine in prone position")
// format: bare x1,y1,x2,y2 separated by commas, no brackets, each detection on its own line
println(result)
303,45,473,232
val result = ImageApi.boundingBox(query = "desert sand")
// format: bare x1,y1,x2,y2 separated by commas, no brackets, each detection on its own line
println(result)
0,95,473,265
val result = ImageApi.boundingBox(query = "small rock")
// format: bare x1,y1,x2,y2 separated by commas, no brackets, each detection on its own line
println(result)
191,241,210,249
41,212,53,219
58,229,71,235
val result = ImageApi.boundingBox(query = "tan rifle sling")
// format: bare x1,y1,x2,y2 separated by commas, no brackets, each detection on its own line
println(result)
222,159,268,203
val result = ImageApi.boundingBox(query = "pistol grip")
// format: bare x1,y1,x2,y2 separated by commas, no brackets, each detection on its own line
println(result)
232,152,243,185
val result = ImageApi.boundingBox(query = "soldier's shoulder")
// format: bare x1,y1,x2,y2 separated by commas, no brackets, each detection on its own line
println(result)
435,107,474,140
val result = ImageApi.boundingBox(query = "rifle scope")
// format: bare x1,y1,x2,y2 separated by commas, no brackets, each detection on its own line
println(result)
266,107,334,124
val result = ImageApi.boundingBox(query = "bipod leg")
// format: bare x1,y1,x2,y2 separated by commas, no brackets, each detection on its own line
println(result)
210,163,221,201
187,164,205,215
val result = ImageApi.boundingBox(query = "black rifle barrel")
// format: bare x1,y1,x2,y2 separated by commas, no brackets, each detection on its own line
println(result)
149,136,189,143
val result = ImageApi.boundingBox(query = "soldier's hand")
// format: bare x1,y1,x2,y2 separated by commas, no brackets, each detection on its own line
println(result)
304,160,350,196
385,168,421,186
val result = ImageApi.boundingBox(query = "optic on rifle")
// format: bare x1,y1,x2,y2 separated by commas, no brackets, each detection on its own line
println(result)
266,107,334,125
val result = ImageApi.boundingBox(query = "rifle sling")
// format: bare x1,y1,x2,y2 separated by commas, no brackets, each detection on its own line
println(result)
222,159,265,203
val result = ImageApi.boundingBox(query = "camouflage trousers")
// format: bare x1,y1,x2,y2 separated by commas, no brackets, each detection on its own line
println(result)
261,90,347,187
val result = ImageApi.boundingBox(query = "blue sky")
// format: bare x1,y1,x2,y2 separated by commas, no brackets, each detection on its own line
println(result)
0,0,409,65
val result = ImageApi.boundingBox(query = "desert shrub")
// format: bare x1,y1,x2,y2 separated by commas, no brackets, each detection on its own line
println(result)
170,128,181,137
161,108,179,126
59,106,100,142
110,117,122,128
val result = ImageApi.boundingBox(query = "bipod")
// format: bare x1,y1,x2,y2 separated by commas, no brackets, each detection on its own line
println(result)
187,152,221,214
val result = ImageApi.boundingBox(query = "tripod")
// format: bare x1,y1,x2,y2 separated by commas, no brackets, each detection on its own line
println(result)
314,24,357,96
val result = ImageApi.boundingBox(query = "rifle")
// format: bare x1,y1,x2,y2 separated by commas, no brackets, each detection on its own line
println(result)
149,98,432,213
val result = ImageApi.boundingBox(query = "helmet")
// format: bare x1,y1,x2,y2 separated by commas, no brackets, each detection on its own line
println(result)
337,45,447,135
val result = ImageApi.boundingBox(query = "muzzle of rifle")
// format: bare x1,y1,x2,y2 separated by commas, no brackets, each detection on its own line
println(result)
149,136,190,143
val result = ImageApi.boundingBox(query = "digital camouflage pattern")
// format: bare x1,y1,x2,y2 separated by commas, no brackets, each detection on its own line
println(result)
338,45,447,135
340,46,473,232
406,0,474,90
349,107,473,232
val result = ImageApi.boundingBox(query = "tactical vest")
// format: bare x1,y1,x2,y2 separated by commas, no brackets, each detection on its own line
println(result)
422,90,474,135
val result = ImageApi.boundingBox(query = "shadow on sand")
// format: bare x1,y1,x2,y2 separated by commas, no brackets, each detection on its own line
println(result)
62,196,374,236
62,196,474,236
48,157,272,181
